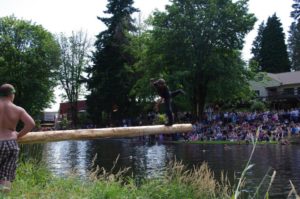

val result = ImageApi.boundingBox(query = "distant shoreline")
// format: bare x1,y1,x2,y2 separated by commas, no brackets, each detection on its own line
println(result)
167,140,279,145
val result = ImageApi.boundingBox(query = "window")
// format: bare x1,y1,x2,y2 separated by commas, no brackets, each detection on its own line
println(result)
254,90,260,96
267,88,277,96
283,88,294,95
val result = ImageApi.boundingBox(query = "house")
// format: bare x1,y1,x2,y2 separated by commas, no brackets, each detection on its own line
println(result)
250,71,300,109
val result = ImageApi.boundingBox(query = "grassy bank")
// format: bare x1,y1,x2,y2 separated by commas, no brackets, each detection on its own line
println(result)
1,160,232,199
170,140,278,145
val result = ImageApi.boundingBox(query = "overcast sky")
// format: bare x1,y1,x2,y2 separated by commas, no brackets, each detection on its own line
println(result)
0,0,294,111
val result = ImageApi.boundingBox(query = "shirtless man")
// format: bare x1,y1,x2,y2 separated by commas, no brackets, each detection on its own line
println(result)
0,84,35,192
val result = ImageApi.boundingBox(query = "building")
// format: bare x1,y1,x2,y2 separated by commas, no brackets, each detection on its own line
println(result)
250,71,300,109
38,111,58,130
59,100,87,119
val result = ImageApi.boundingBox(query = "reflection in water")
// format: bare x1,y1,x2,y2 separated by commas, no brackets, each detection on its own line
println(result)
22,139,300,198
133,143,168,178
42,141,88,177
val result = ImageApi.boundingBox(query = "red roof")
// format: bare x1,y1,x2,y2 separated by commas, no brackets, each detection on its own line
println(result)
59,100,86,115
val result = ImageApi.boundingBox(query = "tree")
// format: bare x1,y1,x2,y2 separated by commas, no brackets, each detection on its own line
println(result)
250,22,265,72
260,14,291,73
289,0,300,71
133,0,256,118
0,16,60,117
288,22,300,71
86,0,139,125
57,31,91,127
291,0,300,20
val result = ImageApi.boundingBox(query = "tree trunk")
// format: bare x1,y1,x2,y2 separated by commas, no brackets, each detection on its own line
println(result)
71,101,78,128
18,124,193,144
195,83,207,120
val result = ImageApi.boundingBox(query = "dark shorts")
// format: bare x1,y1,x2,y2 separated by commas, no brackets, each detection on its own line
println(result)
0,140,19,182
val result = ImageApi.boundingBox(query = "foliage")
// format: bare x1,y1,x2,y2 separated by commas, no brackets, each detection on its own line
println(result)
250,100,266,114
77,112,89,127
250,22,265,72
86,0,139,125
58,117,70,130
56,31,91,127
0,16,60,117
258,14,291,73
288,22,300,71
2,160,232,199
289,1,300,71
153,113,167,125
132,0,256,118
291,0,300,20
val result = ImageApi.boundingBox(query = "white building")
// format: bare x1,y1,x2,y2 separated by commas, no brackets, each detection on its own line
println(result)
250,71,300,108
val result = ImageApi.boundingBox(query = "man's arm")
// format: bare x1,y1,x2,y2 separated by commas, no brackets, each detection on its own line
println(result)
17,108,35,139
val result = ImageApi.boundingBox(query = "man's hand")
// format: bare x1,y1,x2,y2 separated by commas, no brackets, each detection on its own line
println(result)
156,98,164,104
154,98,164,112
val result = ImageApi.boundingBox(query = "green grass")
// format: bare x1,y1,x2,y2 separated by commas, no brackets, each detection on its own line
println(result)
0,160,232,199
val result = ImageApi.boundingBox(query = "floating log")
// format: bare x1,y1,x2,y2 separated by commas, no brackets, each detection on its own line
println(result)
18,124,192,144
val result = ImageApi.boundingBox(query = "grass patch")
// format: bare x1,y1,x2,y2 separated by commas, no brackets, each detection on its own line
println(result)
0,160,232,199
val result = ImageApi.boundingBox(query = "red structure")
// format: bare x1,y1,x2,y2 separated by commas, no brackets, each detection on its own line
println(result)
59,100,87,117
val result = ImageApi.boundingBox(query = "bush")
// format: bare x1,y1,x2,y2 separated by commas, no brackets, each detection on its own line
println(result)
153,113,167,124
250,100,266,112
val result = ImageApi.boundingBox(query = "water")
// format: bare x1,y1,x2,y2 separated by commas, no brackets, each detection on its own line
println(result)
22,139,300,198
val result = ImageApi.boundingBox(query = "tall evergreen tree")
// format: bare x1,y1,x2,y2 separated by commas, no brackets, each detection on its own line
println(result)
260,14,291,73
289,0,300,71
86,0,138,125
250,22,265,72
291,0,300,20
289,22,300,71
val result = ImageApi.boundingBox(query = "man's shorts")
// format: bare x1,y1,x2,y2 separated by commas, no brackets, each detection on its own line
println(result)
0,140,19,182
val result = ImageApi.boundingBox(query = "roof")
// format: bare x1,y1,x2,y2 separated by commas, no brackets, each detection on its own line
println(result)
249,72,281,88
267,71,300,86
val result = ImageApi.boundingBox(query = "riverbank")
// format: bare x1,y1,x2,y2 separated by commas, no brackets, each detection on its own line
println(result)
167,140,279,145
0,160,233,199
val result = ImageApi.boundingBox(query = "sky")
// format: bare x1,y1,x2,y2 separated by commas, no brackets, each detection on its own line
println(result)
0,0,294,111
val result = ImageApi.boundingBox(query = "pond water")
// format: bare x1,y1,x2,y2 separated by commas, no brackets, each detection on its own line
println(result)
21,139,300,198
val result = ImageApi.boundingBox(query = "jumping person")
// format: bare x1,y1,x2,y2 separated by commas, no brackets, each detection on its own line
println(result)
151,78,185,126
0,84,35,192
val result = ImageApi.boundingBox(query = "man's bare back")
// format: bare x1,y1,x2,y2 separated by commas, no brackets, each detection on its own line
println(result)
0,100,23,140
0,84,35,140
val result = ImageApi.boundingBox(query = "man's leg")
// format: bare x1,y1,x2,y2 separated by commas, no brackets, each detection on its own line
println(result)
171,89,185,98
165,99,173,126
0,180,11,193
0,140,19,193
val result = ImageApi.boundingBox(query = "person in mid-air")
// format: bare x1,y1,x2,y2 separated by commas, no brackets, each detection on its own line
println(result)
151,78,185,126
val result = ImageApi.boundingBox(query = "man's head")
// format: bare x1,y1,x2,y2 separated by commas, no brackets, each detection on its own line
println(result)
151,78,166,88
0,84,16,101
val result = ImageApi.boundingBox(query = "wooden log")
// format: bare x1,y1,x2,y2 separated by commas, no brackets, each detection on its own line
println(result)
18,124,192,144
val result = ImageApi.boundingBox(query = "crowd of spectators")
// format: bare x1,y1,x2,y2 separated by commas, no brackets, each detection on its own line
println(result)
182,108,300,143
